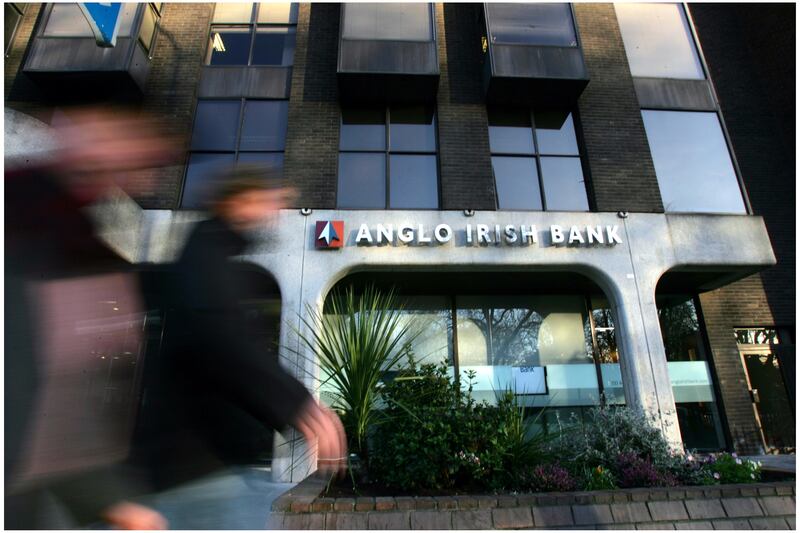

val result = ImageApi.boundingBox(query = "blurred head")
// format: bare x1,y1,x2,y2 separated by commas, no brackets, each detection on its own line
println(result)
210,165,297,231
52,106,179,202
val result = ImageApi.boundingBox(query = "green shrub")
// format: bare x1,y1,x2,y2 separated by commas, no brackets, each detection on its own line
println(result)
369,361,552,492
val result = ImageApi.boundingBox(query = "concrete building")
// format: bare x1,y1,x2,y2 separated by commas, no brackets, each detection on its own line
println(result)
5,3,795,483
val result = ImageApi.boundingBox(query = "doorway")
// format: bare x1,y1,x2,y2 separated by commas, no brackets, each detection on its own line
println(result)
736,328,795,453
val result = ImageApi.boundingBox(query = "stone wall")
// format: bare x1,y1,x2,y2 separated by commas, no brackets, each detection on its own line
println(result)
272,478,796,530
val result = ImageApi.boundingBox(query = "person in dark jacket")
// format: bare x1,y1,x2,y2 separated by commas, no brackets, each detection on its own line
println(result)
132,167,346,495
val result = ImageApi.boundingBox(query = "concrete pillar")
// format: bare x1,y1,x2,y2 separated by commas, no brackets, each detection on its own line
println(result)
608,270,682,450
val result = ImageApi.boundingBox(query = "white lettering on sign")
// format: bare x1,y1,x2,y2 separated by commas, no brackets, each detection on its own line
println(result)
349,223,623,247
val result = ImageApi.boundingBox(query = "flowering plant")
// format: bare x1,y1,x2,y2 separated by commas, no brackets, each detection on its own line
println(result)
614,452,678,488
700,452,761,484
525,463,577,492
582,465,618,491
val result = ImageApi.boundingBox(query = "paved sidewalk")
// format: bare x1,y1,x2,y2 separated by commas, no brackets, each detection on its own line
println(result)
745,455,796,473
145,467,295,529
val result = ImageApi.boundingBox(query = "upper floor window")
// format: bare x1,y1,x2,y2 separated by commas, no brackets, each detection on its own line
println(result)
486,3,577,47
207,2,297,66
182,98,288,208
337,106,439,209
641,110,745,214
615,3,704,79
5,3,26,55
342,3,433,41
488,108,588,211
43,2,137,38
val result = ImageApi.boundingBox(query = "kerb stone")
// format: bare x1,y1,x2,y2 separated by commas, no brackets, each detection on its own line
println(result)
532,505,574,527
684,499,726,520
721,497,764,518
411,510,452,530
647,501,689,522
572,504,615,525
492,507,533,529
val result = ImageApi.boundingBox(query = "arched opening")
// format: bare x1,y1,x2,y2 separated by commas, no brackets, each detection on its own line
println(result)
323,269,625,433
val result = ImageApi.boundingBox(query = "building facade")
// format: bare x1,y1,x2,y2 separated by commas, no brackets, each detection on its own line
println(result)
5,3,795,482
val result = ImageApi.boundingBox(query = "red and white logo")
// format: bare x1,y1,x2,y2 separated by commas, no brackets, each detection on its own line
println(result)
315,221,344,249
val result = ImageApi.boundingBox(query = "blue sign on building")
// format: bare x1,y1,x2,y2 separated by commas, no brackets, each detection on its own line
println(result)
78,3,123,47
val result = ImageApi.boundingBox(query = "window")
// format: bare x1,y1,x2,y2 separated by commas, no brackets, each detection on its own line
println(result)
342,3,433,41
488,108,588,211
641,110,745,214
486,3,578,47
322,282,625,434
615,3,704,79
657,295,726,451
5,3,25,55
43,3,137,38
182,99,288,208
207,3,297,66
138,3,160,53
337,106,439,209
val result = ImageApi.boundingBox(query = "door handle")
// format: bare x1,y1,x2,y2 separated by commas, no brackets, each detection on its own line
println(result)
750,389,761,404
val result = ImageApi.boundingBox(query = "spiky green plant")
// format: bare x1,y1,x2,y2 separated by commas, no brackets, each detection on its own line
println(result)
294,285,420,456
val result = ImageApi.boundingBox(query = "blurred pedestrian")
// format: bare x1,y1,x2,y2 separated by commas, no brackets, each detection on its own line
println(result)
5,106,175,529
130,165,346,527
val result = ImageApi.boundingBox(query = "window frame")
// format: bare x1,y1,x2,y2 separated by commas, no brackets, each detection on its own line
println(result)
337,106,441,210
5,3,26,56
206,2,298,67
340,2,436,43
484,2,581,49
488,108,591,212
180,97,289,209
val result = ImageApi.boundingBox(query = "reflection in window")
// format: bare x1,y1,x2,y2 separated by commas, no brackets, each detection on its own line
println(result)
338,106,439,209
342,3,433,41
489,108,588,211
735,328,781,346
487,3,578,47
207,2,297,66
44,3,138,38
657,295,725,451
138,3,159,52
642,110,745,214
615,3,704,79
182,99,289,208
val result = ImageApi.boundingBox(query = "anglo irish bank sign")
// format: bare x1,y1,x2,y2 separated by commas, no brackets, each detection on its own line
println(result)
316,221,623,249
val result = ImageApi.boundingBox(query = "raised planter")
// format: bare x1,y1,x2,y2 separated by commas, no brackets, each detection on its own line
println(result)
271,476,796,530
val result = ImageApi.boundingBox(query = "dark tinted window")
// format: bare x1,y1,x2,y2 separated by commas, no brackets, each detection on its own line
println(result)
182,153,236,208
190,101,241,151
492,156,542,210
340,108,386,151
239,100,288,151
487,3,577,47
390,106,436,152
184,98,288,208
252,27,296,66
339,106,439,209
488,108,534,155
389,155,438,209
337,153,386,208
540,157,589,211
642,110,745,214
208,27,252,65
535,111,579,155
489,108,587,211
